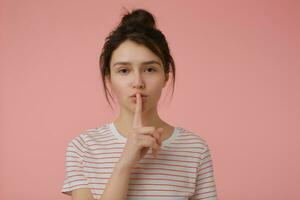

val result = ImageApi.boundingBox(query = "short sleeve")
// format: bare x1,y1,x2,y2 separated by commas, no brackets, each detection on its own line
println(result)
190,144,218,200
61,135,90,196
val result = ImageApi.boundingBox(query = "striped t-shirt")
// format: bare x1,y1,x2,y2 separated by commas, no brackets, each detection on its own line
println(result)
61,122,218,200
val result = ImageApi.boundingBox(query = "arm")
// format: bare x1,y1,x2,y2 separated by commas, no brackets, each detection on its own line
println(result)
72,188,94,200
100,162,132,200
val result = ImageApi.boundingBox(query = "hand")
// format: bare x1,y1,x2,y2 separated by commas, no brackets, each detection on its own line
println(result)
118,93,163,169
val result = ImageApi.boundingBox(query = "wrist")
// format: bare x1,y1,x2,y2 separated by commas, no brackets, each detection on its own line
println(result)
115,160,134,172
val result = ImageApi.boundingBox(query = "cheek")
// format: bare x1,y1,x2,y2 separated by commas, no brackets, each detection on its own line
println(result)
110,81,128,100
149,80,165,97
151,77,165,89
112,85,122,96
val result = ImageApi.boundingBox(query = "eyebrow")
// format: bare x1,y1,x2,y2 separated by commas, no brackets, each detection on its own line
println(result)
113,60,161,68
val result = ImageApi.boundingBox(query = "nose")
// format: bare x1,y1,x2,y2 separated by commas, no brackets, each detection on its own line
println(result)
132,72,145,89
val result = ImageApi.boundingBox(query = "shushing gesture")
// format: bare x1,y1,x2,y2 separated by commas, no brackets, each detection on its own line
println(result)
118,93,163,169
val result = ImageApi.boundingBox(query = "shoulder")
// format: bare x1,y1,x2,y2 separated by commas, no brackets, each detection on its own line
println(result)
67,123,111,149
176,126,211,153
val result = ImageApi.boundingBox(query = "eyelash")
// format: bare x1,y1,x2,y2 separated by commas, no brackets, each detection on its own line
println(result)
118,67,157,74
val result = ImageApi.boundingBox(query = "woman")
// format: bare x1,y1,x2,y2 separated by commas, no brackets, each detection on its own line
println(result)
62,8,218,200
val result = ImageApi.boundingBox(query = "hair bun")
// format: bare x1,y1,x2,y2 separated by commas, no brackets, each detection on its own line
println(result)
120,9,156,29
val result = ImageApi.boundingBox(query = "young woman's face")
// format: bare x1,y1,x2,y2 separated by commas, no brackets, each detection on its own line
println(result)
107,40,168,113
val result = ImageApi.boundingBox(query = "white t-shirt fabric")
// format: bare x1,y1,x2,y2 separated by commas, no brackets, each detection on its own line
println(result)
61,122,218,200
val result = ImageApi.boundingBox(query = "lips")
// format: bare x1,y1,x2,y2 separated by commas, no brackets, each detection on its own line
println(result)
130,94,148,97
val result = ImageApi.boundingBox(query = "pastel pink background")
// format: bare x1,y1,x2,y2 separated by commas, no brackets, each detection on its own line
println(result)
1,0,299,199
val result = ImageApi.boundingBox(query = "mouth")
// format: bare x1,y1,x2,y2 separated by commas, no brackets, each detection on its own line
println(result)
130,94,148,103
130,94,148,98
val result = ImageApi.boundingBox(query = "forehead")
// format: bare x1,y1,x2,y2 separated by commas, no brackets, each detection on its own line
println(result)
110,40,161,65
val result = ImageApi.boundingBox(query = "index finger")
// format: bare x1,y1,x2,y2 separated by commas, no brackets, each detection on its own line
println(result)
132,93,143,128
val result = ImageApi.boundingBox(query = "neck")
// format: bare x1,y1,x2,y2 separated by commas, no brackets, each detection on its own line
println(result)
113,106,165,137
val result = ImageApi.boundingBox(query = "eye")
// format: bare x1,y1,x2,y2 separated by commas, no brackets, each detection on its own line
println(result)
118,68,129,74
145,67,157,73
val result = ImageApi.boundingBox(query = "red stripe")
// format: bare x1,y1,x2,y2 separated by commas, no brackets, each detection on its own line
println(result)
178,135,206,141
85,135,113,143
163,146,206,150
198,175,214,182
201,154,211,160
198,169,213,177
198,164,213,173
84,150,123,155
66,173,196,181
82,157,198,165
194,188,216,195
86,138,119,145
199,159,212,168
71,141,85,155
83,161,197,169
73,138,87,152
192,194,217,199
66,150,81,158
128,182,194,189
84,148,204,155
201,148,210,155
63,183,91,190
86,142,126,147
128,177,193,184
66,166,196,174
128,188,191,193
66,161,81,165
82,176,194,185
196,179,215,185
127,194,189,197
81,152,201,160
65,181,195,190
86,130,112,138
66,155,79,159
172,142,207,146
63,179,88,186
131,171,196,179
66,174,85,179
198,184,216,190
76,136,89,151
